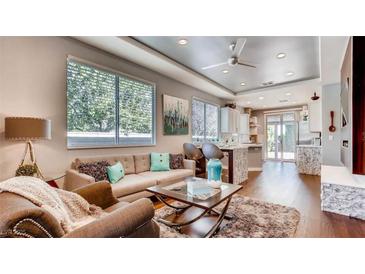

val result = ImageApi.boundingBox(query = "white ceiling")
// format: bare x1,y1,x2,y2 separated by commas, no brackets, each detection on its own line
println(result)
134,36,320,93
235,78,321,109
235,36,349,110
74,36,349,109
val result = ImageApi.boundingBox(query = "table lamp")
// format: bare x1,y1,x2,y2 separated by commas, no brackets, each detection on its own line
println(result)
5,117,51,179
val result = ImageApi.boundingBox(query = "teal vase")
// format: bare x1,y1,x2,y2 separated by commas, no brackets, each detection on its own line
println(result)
207,159,222,182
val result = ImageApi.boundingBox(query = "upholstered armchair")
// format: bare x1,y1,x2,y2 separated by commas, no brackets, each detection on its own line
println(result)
0,182,160,238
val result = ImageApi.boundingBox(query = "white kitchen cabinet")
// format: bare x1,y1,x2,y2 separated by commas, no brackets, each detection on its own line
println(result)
238,113,250,143
233,110,240,133
239,113,249,134
221,107,240,133
308,100,322,132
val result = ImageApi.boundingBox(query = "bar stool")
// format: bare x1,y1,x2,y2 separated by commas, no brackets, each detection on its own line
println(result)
183,143,205,176
201,143,229,181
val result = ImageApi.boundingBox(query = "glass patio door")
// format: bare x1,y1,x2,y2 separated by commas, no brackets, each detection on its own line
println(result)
266,112,297,161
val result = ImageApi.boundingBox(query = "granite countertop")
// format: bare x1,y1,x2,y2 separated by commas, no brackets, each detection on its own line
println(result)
219,143,263,150
244,143,263,148
194,143,263,150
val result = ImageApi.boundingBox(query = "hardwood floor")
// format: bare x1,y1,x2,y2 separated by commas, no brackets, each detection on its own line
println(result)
241,161,365,237
154,160,365,237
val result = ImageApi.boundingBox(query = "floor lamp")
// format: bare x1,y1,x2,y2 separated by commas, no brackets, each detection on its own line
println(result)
5,117,51,179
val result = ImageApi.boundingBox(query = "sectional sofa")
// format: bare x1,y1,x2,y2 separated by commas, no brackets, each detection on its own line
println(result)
64,154,196,202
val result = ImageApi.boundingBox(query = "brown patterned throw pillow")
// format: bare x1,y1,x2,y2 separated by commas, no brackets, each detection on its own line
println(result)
78,161,110,182
169,154,184,169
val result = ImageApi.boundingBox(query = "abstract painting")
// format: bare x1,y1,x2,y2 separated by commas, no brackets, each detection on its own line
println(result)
163,94,189,135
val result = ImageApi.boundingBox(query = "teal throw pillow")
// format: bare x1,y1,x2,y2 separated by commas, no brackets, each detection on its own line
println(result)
150,152,170,171
107,161,125,184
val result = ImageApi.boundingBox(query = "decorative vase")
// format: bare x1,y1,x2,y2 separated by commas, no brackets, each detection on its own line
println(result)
207,158,222,188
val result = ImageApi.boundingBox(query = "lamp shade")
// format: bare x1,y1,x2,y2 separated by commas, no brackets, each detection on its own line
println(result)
5,117,51,140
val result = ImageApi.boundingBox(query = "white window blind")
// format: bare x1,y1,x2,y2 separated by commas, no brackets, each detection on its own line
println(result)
192,98,219,143
119,76,154,145
67,58,156,148
205,103,219,141
192,99,205,142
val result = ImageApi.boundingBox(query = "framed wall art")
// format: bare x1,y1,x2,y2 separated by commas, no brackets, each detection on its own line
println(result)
163,94,189,135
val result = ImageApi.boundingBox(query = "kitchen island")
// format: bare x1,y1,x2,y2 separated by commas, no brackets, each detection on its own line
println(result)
220,146,248,184
296,145,322,175
196,143,262,184
222,144,264,183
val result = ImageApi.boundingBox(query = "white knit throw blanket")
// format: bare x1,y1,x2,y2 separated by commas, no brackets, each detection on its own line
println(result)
0,176,107,234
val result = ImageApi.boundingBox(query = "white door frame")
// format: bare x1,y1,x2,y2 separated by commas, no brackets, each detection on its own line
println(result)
264,111,297,162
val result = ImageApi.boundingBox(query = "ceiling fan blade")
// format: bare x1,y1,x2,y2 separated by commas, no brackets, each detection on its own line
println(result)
232,38,247,58
201,61,227,70
237,61,256,68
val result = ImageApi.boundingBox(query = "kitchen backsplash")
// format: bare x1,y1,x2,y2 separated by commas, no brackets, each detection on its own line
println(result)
221,133,239,145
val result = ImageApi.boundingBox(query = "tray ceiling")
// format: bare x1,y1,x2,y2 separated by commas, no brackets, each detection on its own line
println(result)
133,36,320,94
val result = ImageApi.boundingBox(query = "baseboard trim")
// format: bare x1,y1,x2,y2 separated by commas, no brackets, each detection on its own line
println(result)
248,167,263,172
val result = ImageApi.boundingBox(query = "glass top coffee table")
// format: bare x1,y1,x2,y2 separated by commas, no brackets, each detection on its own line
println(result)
147,177,242,238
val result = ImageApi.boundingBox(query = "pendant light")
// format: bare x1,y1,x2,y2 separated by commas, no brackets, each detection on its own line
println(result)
311,92,320,101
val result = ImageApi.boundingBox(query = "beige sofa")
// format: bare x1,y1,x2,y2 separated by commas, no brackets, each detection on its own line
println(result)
64,154,195,202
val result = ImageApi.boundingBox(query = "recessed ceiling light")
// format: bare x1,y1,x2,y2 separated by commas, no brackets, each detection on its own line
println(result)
277,53,286,59
286,71,294,76
222,69,229,74
285,92,292,96
247,101,251,104
177,38,188,45
240,82,246,86
259,96,264,100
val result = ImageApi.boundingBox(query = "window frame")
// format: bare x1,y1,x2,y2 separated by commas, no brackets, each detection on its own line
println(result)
191,97,220,143
66,56,156,149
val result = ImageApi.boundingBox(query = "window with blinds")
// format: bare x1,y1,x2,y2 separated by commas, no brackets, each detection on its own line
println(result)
119,76,154,145
192,98,220,143
192,99,205,142
67,59,156,148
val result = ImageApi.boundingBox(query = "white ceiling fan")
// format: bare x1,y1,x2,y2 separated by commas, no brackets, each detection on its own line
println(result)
201,38,256,70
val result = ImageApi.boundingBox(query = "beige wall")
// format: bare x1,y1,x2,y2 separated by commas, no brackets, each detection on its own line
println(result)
322,84,341,165
0,37,225,182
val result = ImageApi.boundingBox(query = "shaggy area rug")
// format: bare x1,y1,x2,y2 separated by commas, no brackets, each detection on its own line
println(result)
155,195,300,238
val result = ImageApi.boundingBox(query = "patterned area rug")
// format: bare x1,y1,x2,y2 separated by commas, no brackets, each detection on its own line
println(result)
155,195,300,238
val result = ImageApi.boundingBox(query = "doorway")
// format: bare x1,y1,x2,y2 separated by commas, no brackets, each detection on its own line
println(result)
265,112,297,161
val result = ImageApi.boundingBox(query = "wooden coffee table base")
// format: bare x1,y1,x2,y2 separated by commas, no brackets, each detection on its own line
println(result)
155,194,233,238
